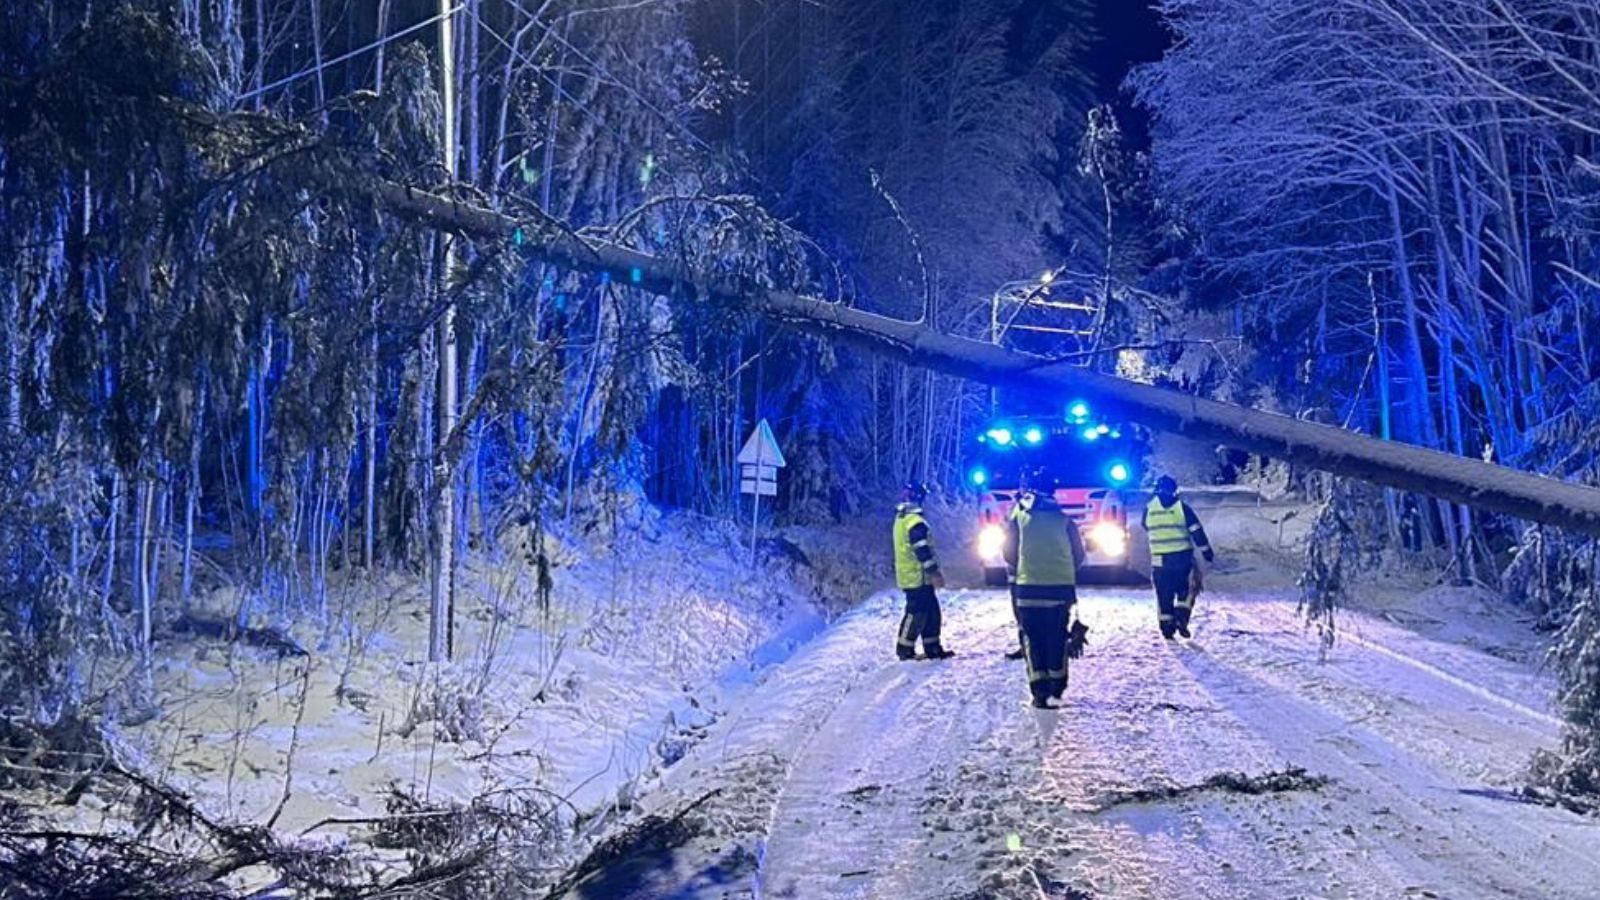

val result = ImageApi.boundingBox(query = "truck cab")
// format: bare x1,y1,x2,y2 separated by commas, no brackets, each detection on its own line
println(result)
968,405,1144,585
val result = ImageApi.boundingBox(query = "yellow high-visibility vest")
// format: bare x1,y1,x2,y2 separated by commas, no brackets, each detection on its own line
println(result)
1014,506,1077,587
893,507,934,589
1145,498,1191,558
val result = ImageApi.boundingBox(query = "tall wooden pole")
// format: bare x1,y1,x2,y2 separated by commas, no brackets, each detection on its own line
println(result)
429,0,459,663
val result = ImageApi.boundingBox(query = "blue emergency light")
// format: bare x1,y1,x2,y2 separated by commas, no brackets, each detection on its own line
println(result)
970,466,988,486
1023,427,1044,445
1081,426,1099,441
1108,461,1130,484
986,427,1014,446
1068,401,1090,420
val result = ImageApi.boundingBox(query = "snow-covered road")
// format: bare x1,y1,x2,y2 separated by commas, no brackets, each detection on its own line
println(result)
566,587,1600,899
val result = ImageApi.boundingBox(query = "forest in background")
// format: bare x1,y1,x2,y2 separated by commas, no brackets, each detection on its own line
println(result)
0,0,1114,705
2,0,1600,863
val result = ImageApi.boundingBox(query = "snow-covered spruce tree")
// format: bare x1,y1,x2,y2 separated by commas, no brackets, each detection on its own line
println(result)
1298,477,1391,651
1506,342,1600,796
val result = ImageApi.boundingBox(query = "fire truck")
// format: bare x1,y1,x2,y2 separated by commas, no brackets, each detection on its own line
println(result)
968,401,1144,585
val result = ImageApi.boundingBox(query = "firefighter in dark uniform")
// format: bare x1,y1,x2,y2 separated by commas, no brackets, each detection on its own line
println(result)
1004,483,1086,707
893,482,954,660
1143,475,1215,639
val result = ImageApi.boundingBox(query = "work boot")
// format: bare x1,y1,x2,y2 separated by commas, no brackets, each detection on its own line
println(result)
1176,624,1192,639
1004,648,1024,660
924,648,956,660
1031,696,1052,709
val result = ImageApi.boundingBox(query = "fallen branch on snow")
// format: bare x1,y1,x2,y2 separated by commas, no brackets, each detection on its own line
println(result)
1092,767,1331,811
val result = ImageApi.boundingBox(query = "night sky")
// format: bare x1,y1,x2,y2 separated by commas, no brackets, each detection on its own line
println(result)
1014,0,1169,144
1091,0,1168,147
1091,0,1168,94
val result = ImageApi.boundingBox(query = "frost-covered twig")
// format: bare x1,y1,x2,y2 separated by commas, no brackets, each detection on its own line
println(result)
264,662,312,829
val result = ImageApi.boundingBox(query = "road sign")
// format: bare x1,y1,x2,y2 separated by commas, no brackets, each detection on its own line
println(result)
740,477,778,496
738,419,787,467
739,419,785,497
739,420,786,562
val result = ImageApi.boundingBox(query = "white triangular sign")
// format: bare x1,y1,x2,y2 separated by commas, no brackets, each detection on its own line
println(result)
737,418,786,467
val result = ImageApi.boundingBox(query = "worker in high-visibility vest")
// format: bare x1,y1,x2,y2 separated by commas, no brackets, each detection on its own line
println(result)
893,481,955,660
1143,475,1215,639
1004,484,1085,707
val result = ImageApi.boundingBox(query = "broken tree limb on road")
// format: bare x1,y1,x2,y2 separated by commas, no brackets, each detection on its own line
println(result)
375,183,1600,539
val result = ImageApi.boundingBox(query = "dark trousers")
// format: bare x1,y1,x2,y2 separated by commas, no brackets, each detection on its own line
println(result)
1010,586,1025,652
1017,596,1073,701
896,586,944,658
1153,557,1194,637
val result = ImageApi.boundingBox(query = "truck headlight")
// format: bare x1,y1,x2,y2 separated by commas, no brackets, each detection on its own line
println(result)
1089,521,1127,558
977,524,1005,561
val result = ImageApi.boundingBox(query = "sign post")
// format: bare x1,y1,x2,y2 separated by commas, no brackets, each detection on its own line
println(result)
738,419,786,561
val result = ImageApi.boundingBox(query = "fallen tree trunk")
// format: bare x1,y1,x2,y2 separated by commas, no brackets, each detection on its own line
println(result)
377,183,1600,538
20,7,1599,537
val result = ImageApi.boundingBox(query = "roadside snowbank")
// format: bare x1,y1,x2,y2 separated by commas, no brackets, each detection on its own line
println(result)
89,509,840,887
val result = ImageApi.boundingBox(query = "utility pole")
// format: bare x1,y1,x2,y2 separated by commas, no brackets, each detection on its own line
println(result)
430,0,459,663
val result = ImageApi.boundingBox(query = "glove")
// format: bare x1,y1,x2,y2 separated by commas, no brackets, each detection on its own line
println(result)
1202,549,1215,564
1065,621,1089,660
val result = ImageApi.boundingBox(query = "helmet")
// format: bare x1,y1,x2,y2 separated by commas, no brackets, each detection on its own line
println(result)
1155,475,1178,495
1024,467,1060,492
902,480,928,503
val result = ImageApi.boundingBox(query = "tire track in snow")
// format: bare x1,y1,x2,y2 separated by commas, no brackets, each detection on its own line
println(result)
755,589,1027,897
1173,598,1600,899
580,588,1600,899
1330,620,1563,729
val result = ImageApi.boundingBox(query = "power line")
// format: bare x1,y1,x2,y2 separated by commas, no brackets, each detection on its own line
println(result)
498,0,716,154
472,13,641,155
237,3,466,103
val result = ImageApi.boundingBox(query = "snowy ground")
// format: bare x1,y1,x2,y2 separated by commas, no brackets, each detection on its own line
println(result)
558,503,1600,899
79,511,836,888
33,494,1600,898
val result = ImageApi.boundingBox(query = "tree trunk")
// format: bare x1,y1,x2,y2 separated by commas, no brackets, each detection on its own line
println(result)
430,0,460,663
1384,176,1439,449
101,472,121,623
4,282,19,436
182,385,203,611
373,181,1600,536
363,326,378,569
135,477,154,657
374,0,393,93
1367,273,1403,542
306,0,326,113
